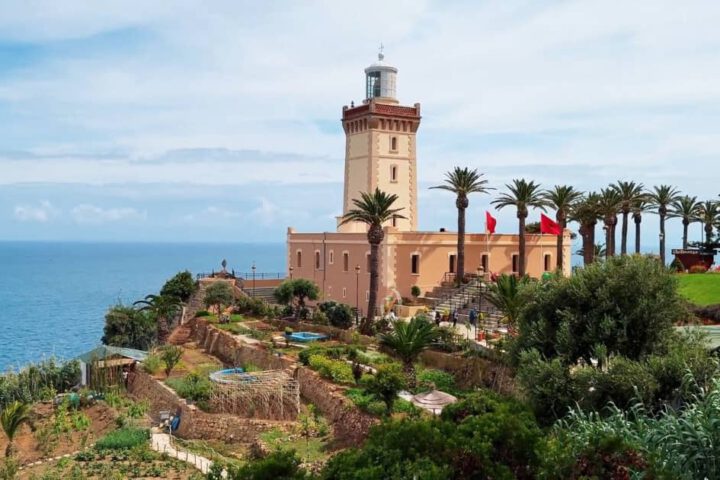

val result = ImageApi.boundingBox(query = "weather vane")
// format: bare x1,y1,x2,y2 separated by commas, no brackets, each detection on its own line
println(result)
378,42,384,61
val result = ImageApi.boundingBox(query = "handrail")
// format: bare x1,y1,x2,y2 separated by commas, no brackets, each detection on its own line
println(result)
196,272,285,280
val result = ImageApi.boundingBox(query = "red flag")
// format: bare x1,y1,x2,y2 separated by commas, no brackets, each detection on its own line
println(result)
485,211,497,234
540,213,562,235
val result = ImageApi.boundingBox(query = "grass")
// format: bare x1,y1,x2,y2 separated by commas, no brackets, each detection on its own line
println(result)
205,313,246,323
95,427,149,450
259,427,330,463
677,273,720,306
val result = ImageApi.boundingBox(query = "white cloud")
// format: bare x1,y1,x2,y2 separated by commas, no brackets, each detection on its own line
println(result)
181,205,242,223
13,200,57,222
71,204,146,224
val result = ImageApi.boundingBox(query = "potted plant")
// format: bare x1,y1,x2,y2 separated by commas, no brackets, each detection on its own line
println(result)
284,327,293,347
410,285,421,304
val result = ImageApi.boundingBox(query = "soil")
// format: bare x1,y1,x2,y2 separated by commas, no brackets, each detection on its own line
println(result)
0,402,117,467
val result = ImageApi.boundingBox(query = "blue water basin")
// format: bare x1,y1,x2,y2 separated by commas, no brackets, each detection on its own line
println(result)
285,331,328,342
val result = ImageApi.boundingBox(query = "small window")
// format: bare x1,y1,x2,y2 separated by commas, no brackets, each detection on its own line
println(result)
390,136,398,152
481,254,489,272
544,254,552,272
315,251,321,270
390,165,398,182
511,254,519,273
366,253,371,272
449,254,456,274
342,287,347,299
329,250,334,265
411,254,420,275
366,290,370,301
391,215,398,227
343,252,349,272
296,251,302,268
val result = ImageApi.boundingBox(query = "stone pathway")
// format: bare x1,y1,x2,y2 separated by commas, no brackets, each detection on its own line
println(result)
150,431,224,477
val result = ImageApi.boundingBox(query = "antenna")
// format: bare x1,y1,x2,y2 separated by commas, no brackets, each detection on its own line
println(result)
378,42,384,61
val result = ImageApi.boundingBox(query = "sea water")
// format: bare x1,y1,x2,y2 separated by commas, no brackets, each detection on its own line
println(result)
0,241,285,371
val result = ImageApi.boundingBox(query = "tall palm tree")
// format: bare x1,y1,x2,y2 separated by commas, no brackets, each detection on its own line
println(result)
431,167,492,284
570,193,601,265
340,188,406,334
612,181,645,255
1,401,31,458
574,243,607,260
597,188,623,258
647,185,681,265
670,196,701,249
482,274,528,325
631,198,649,254
134,294,183,344
492,179,549,277
696,200,720,245
542,185,583,271
378,317,438,389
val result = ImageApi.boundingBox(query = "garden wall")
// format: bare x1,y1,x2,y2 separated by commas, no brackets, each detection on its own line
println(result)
420,350,517,395
266,318,375,346
127,370,292,442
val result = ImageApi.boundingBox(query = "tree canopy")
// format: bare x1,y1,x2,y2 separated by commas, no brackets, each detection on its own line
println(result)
160,270,197,302
203,282,235,316
101,304,156,350
273,278,320,320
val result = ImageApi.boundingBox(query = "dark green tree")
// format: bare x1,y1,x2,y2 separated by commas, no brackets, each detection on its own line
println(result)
102,304,156,350
631,198,650,254
364,364,406,415
134,294,183,344
273,279,320,320
543,185,583,270
597,187,623,258
202,282,235,319
670,195,701,249
612,181,645,256
570,193,601,265
160,270,197,302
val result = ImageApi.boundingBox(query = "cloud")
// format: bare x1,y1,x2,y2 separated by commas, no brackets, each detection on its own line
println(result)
181,205,242,223
71,204,146,224
13,200,57,222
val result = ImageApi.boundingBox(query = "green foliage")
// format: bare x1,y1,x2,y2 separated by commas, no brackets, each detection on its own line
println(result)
482,274,530,325
410,285,421,299
235,295,272,317
318,301,354,329
379,317,439,388
134,294,183,344
101,304,156,350
363,364,406,414
142,352,163,375
298,345,349,366
0,359,79,410
678,273,720,306
203,282,234,319
416,369,458,395
166,372,214,403
159,345,183,376
0,401,31,457
273,279,320,319
227,449,307,480
160,270,197,302
311,309,329,325
308,355,354,385
94,427,149,451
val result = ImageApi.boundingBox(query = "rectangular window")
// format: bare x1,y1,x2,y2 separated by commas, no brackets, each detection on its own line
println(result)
391,216,397,227
390,165,398,182
366,290,369,301
481,254,489,273
544,254,552,272
329,250,334,265
390,136,398,152
343,252,349,272
366,253,371,272
449,254,456,274
296,251,302,268
512,254,519,273
315,251,321,270
342,287,347,299
411,254,420,275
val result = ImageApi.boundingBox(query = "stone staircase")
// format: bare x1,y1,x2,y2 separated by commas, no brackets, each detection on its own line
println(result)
429,278,504,326
168,323,193,346
239,286,277,304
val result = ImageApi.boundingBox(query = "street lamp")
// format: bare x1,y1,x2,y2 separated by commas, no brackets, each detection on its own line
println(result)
251,262,256,297
289,266,294,280
355,264,361,327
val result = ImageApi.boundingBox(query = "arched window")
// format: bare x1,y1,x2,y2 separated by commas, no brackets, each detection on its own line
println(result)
390,164,398,182
296,250,302,268
544,254,552,272
390,136,398,152
343,252,349,272
411,254,420,275
449,254,456,274
315,250,321,270
481,254,489,273
329,250,334,265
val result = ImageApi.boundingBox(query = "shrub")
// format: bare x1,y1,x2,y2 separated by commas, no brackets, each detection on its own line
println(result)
160,345,183,377
195,310,210,317
298,345,348,366
166,373,214,402
95,427,149,451
689,264,708,274
236,296,271,317
363,364,406,414
308,355,354,384
228,449,306,480
318,301,354,329
160,270,197,302
311,309,329,325
101,304,156,350
416,369,457,395
410,285,421,299
142,353,163,375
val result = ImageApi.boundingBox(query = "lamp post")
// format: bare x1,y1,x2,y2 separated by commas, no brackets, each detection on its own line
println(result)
251,262,256,297
659,232,665,264
289,266,294,280
355,264,361,327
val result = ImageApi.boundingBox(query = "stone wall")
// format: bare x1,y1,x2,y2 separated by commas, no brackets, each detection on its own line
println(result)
128,370,292,442
420,349,517,395
266,318,375,346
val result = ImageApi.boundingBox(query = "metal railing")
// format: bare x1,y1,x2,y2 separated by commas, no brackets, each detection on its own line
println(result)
196,272,285,280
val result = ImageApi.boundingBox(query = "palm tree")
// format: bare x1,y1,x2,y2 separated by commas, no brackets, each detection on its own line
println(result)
570,193,601,265
431,167,492,284
696,200,720,245
612,181,645,255
597,188,623,258
542,185,583,271
482,274,528,325
647,185,681,265
670,196,701,249
574,243,607,260
134,294,183,344
340,188,406,334
631,199,649,254
491,179,549,277
1,401,31,458
378,317,438,389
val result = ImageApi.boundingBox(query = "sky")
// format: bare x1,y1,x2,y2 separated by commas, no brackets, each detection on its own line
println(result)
1,0,719,254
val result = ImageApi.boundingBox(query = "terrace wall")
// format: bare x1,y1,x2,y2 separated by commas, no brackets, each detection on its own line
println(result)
420,350,517,395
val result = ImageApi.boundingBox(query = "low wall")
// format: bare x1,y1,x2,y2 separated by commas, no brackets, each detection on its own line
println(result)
266,318,375,346
420,349,517,395
128,371,292,442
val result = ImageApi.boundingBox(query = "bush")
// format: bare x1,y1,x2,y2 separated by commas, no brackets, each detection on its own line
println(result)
95,427,149,451
416,369,457,395
165,373,214,403
159,345,183,376
0,359,80,410
298,345,348,366
236,296,271,317
318,301,354,329
228,449,307,480
196,310,210,317
410,285,421,299
363,364,406,414
689,264,709,274
160,270,197,302
101,304,156,350
311,309,329,325
142,353,163,375
308,355,354,384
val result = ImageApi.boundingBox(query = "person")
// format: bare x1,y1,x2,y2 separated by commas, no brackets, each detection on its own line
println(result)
469,308,477,327
389,310,397,321
452,310,458,328
435,310,441,327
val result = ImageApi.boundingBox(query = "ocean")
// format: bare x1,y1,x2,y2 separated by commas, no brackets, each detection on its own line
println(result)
0,241,286,371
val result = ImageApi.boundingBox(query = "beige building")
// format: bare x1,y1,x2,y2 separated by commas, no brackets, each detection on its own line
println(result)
287,53,571,315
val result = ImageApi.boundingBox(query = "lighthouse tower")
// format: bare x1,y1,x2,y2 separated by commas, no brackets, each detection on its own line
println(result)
338,50,422,233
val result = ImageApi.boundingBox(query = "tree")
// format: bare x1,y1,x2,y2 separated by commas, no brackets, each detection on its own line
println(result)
632,198,650,254
696,200,720,245
670,195,701,249
160,270,197,302
378,317,439,388
543,185,583,270
570,193,601,265
1,401,31,458
273,279,320,320
340,188,406,334
612,181,645,255
431,167,492,284
102,304,156,350
134,294,183,344
482,274,528,325
492,179,549,277
202,282,235,319
647,185,681,265
597,187,623,258
364,364,406,415
160,345,183,377
318,301,353,329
